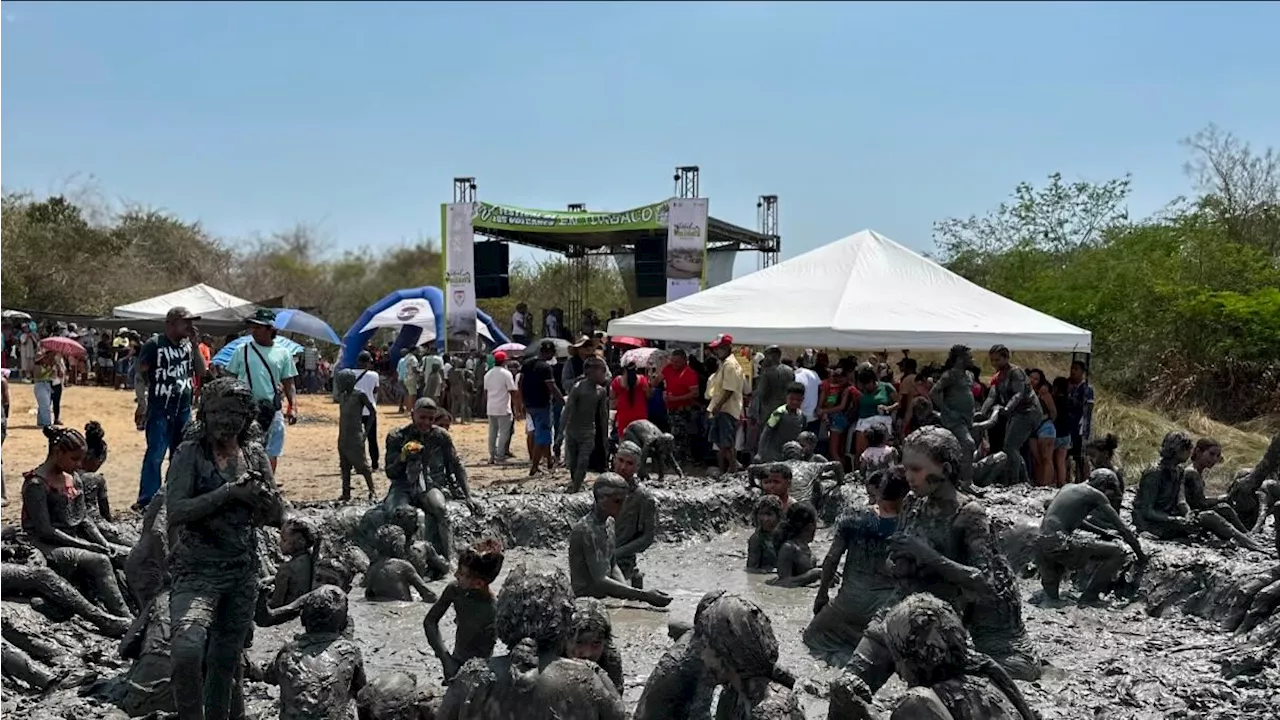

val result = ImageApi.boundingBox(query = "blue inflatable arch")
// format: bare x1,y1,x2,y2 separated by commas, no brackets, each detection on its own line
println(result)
340,286,509,368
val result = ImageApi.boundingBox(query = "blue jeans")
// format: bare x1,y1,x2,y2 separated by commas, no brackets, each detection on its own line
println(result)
139,407,191,506
33,381,53,427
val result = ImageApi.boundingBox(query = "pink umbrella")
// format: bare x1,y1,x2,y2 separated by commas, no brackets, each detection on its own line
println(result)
620,347,665,368
493,342,526,354
610,336,645,349
40,336,86,358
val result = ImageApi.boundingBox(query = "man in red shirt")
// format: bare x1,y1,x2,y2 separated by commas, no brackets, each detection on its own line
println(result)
661,348,700,464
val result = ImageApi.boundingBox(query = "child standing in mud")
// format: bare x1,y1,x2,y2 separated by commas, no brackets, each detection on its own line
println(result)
424,538,505,683
335,369,377,502
363,525,438,602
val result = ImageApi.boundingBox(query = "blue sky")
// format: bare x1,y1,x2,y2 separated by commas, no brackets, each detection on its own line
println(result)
4,1,1278,277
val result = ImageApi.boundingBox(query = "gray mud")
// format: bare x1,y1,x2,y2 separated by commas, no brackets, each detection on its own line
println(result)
5,478,1278,719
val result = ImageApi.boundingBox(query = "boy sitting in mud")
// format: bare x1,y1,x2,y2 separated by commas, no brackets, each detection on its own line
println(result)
568,473,672,608
259,585,368,720
568,597,624,694
746,494,784,573
270,514,321,608
363,525,439,602
423,537,505,683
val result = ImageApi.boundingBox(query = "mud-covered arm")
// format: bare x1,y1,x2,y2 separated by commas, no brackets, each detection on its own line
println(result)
256,584,304,627
384,429,408,483
1135,467,1174,524
269,560,297,609
443,436,471,502
166,443,235,526
614,496,657,559
422,582,458,663
1254,480,1280,533
816,534,848,597
257,649,282,686
1003,368,1032,415
746,531,766,572
398,560,438,602
250,446,284,528
20,481,102,551
1090,499,1145,558
773,543,822,587
1182,468,1222,510
350,648,367,697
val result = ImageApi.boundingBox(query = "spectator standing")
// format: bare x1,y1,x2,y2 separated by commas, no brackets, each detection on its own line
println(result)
793,356,821,435
610,360,651,439
705,334,746,474
661,349,700,464
1067,359,1096,482
302,340,320,394
520,340,563,475
224,308,298,473
353,350,382,471
483,351,518,464
19,325,38,381
134,307,207,509
511,302,530,345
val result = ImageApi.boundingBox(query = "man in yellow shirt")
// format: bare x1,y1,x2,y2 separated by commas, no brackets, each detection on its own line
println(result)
706,334,746,474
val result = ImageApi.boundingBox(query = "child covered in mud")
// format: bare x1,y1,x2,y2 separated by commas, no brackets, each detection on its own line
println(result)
567,597,624,694
270,514,321,608
746,494,784,573
756,382,808,463
335,368,377,502
696,593,804,719
770,502,822,588
568,473,672,608
260,585,368,720
424,537,505,683
363,525,439,602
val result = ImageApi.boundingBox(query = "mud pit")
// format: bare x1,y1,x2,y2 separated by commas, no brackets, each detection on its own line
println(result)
4,480,1278,720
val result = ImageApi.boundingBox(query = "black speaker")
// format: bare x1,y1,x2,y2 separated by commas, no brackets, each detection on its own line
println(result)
475,241,510,298
634,237,666,297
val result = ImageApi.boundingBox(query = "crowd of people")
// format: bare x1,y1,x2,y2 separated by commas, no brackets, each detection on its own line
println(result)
3,301,1279,720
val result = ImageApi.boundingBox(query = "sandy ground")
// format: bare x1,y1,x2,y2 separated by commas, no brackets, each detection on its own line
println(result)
0,384,565,522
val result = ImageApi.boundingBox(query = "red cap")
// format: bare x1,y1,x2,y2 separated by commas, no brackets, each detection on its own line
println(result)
493,351,508,363
708,333,733,348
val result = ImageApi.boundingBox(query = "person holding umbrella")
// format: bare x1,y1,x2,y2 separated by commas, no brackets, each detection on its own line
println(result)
134,306,208,510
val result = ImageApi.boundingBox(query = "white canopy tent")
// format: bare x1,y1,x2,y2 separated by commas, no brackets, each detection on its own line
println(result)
112,283,254,321
608,230,1092,352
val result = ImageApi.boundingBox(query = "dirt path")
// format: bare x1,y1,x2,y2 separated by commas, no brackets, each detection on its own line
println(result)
0,384,565,522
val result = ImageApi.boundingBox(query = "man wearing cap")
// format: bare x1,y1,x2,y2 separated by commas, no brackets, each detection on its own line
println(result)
521,339,566,476
706,334,746,474
134,306,208,509
482,350,518,464
224,308,299,473
384,397,476,561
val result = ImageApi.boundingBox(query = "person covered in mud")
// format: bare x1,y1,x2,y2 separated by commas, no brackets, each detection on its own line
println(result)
1133,431,1263,551
1034,468,1147,606
1182,437,1250,532
622,418,684,481
424,538,505,683
125,487,171,610
335,368,378,502
696,593,804,720
1234,565,1280,634
80,420,135,546
828,593,1040,720
384,397,478,563
20,424,133,619
568,597,624,694
611,441,659,590
258,585,367,720
965,531,1042,681
351,503,450,582
977,345,1042,486
805,466,909,666
165,377,284,720
437,563,626,720
562,357,610,493
116,585,177,716
0,526,131,638
846,426,999,693
568,473,672,608
363,525,439,602
746,494,784,574
770,502,822,588
756,382,808,464
1,602,82,692
447,362,474,424
269,514,322,608
794,430,828,462
1083,434,1124,500
931,345,977,489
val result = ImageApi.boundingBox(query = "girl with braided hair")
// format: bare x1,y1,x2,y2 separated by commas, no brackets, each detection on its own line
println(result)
20,424,132,618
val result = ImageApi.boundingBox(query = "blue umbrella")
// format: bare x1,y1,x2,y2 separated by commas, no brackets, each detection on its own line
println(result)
272,308,341,344
212,335,306,367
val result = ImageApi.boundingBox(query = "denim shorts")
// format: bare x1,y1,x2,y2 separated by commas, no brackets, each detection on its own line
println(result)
1036,420,1057,440
527,406,553,446
1054,435,1072,450
709,412,738,450
829,414,850,433
265,412,286,457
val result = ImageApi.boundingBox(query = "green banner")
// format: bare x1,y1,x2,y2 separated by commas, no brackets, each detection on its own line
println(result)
471,200,668,233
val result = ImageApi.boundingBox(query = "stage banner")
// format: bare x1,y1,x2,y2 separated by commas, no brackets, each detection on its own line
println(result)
472,200,668,233
665,197,709,302
442,202,478,348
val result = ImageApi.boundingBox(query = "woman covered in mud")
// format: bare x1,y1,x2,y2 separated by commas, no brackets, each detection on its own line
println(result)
20,424,132,619
696,593,804,719
769,502,822,588
805,465,908,666
437,563,625,720
1182,437,1250,532
978,345,1042,486
746,494,783,573
845,426,1000,693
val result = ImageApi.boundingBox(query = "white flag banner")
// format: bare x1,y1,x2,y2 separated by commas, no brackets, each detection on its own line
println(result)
666,197,709,303
443,202,478,349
